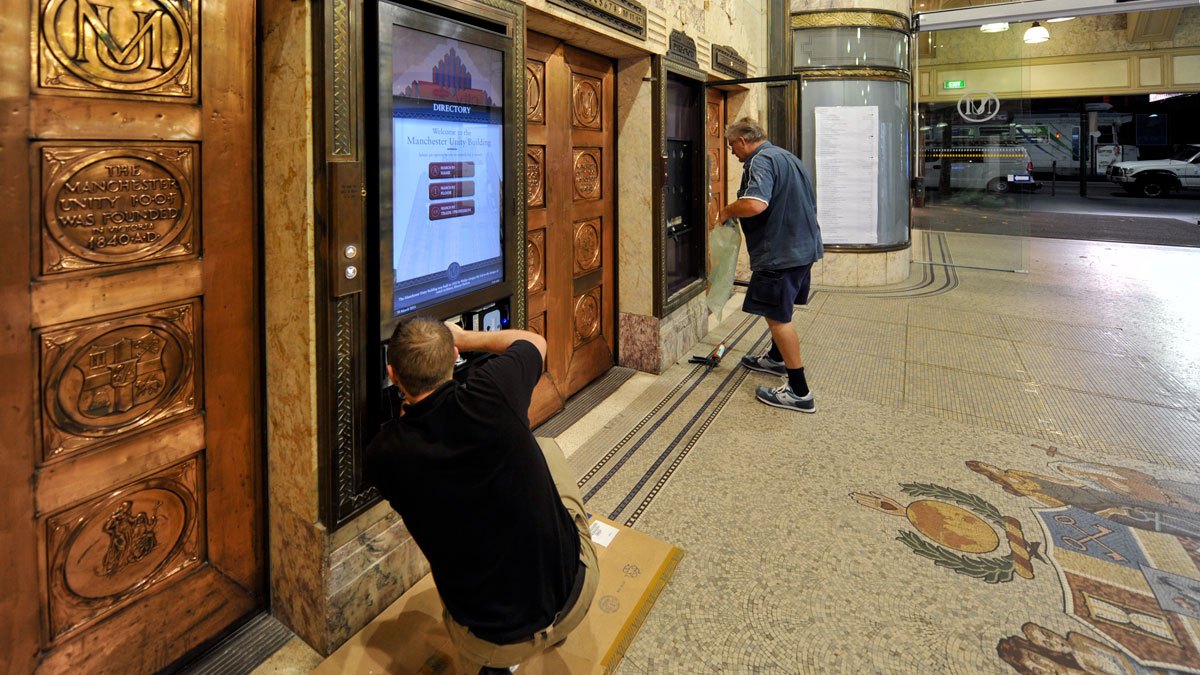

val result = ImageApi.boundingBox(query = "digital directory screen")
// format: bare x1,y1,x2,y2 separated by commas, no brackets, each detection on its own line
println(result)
390,26,504,316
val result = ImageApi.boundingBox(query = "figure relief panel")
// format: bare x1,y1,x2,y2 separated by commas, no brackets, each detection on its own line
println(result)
570,73,602,130
36,0,198,100
38,301,199,462
527,229,545,293
42,457,204,643
573,287,602,346
572,148,602,201
38,143,197,275
526,60,545,124
528,312,545,338
707,102,720,136
573,218,601,277
526,145,545,208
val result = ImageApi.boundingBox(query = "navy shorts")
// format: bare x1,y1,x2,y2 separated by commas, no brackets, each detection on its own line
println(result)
742,264,813,324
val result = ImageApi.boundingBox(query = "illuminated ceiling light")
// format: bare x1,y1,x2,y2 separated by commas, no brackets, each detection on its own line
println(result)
1047,17,1075,22
1023,22,1050,44
980,22,1010,32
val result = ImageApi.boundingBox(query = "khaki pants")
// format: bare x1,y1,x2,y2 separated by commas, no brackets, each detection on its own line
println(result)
444,437,600,673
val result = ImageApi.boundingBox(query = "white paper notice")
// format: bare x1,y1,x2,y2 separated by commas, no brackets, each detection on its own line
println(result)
589,520,619,548
814,106,879,244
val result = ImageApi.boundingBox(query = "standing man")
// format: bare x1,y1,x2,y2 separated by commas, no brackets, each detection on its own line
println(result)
716,117,824,413
364,317,599,674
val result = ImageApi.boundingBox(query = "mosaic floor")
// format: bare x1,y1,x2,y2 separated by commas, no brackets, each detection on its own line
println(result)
258,231,1200,674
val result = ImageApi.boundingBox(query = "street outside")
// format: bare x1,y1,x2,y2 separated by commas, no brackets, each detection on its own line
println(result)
916,180,1200,247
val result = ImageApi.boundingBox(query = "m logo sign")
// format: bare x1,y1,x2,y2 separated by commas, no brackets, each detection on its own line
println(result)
956,90,1001,123
38,0,196,98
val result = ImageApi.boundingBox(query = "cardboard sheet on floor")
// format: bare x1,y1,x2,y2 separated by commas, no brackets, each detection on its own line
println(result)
314,516,683,675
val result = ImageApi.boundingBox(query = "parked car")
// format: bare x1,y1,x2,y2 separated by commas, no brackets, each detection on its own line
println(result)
923,145,1040,193
1107,143,1200,197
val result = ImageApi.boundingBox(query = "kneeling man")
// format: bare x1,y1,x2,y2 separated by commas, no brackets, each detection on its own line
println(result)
365,317,598,674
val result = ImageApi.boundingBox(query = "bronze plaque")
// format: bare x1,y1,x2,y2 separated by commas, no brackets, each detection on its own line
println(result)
527,228,545,293
546,0,646,40
526,61,545,124
527,146,545,208
39,301,199,461
571,74,602,130
39,144,196,274
43,457,203,642
36,0,198,99
572,148,602,201
573,218,601,276
573,287,602,346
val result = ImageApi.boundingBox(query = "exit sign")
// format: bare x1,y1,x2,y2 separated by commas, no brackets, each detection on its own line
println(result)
943,80,966,89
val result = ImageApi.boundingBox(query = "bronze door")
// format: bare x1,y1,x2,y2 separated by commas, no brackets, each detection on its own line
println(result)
706,88,727,236
1,2,262,673
525,34,616,426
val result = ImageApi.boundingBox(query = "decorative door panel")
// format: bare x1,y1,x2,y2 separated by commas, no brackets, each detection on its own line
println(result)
705,88,726,276
706,89,726,232
525,34,615,427
2,2,262,673
37,300,200,462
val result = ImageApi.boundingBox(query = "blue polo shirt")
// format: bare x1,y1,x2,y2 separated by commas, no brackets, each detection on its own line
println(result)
737,141,824,271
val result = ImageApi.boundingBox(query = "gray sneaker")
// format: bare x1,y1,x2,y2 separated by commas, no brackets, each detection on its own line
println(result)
740,353,786,376
755,384,816,413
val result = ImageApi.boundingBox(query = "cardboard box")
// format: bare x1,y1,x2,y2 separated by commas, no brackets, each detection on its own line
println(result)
315,516,683,674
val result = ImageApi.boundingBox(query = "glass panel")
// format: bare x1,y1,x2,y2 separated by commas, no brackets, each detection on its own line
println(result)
799,79,909,247
792,27,909,70
915,23,1032,272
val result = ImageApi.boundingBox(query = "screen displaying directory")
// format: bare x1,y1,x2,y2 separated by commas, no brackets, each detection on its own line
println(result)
390,26,504,315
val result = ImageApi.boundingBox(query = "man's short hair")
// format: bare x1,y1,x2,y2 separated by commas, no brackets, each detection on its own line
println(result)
388,316,455,396
725,117,767,143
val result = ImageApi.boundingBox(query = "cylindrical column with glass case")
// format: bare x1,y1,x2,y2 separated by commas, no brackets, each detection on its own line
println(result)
791,9,912,286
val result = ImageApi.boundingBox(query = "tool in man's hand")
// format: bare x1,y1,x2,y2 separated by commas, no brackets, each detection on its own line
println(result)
688,342,727,370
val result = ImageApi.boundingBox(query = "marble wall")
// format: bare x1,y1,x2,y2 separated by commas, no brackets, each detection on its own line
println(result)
262,0,428,654
616,56,655,319
792,0,910,16
619,293,710,373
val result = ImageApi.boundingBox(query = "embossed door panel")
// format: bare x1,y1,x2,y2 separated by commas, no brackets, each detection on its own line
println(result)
525,34,615,426
705,88,726,275
2,2,262,673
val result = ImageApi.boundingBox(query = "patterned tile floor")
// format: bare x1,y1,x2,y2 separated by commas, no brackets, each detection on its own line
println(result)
273,231,1200,674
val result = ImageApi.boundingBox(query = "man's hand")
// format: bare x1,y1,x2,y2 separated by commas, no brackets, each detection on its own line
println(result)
447,324,547,362
444,320,466,346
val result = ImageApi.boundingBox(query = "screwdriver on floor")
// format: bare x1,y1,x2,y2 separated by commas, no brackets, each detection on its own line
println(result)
688,342,726,370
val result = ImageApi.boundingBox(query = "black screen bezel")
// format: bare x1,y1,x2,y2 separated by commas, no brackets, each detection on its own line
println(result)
375,2,516,338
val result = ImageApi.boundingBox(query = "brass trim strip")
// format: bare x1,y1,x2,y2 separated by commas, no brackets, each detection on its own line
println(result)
796,68,909,81
330,0,352,156
790,11,909,32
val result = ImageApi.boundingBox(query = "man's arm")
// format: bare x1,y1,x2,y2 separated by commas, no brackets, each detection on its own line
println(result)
717,197,767,224
445,322,547,361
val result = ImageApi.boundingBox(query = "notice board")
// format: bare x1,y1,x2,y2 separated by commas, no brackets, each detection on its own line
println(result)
814,106,879,245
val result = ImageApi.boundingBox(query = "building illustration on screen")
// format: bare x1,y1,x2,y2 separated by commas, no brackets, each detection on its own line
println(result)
401,49,495,107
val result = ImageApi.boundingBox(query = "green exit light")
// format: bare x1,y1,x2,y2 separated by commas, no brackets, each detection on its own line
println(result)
944,80,966,89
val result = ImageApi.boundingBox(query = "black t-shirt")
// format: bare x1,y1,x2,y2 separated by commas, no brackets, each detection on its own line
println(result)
364,340,579,642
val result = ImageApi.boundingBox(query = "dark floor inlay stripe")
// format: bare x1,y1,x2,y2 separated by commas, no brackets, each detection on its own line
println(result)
579,316,761,498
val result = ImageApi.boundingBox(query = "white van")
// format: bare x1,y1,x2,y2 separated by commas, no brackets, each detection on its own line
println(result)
923,145,1039,193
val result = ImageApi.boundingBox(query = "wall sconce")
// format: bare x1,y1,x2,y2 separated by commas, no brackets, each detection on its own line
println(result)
1023,21,1050,43
979,22,1010,32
